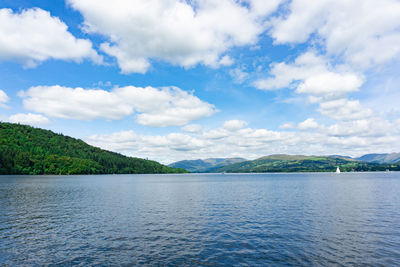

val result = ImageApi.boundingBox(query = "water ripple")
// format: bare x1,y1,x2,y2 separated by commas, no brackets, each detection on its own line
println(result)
1,173,400,266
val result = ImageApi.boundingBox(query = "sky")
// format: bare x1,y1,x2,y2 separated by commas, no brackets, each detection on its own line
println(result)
0,0,400,164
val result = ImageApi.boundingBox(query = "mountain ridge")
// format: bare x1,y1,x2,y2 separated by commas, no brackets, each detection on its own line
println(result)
356,153,400,163
207,155,399,173
168,157,247,172
169,154,400,173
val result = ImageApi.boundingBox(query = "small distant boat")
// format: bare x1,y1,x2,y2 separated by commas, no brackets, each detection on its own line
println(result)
336,167,341,174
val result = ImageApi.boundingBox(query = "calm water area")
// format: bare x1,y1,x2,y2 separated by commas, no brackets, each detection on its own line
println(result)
1,173,400,266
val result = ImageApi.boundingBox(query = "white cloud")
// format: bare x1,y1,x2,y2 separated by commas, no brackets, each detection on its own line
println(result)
218,55,234,66
254,52,363,97
393,119,400,134
181,124,203,133
279,122,295,129
117,86,217,127
229,67,249,83
8,113,50,126
19,85,133,121
318,98,373,121
269,0,400,68
87,130,210,162
296,72,363,96
19,85,216,126
325,118,391,137
0,89,9,108
245,0,283,16
67,0,281,73
202,128,230,140
0,8,101,67
222,119,248,131
297,118,318,130
253,52,372,122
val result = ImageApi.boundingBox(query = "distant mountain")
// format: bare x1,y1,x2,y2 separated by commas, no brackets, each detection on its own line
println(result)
328,155,352,159
169,157,247,172
356,153,400,164
0,122,187,175
208,154,399,173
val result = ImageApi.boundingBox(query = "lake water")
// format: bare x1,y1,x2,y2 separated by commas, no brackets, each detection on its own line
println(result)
1,173,400,266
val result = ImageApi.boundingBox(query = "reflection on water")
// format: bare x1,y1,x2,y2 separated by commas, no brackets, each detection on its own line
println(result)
1,173,400,265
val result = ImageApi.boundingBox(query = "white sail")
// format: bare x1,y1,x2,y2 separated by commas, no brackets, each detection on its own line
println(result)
336,167,341,173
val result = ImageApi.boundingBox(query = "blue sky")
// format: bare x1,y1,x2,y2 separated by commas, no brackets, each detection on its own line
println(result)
1,0,400,163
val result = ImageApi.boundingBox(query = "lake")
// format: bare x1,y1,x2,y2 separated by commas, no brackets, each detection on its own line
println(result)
1,173,400,266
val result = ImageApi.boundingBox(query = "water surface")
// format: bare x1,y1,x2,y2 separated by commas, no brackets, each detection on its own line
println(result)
1,173,400,265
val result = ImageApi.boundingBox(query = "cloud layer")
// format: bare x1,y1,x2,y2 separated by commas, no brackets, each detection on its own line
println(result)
86,118,400,164
19,85,216,126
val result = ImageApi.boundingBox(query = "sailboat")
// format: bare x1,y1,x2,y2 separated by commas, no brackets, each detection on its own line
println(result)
336,167,341,174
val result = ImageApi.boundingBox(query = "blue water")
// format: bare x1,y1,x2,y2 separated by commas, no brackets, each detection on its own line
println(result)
1,173,400,266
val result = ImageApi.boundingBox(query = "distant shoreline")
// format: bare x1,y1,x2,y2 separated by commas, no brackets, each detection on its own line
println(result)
1,170,399,176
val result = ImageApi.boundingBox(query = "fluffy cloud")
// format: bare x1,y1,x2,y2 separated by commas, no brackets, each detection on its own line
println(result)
223,119,248,131
118,86,217,127
19,86,132,120
279,122,295,129
254,52,363,97
0,8,101,67
254,51,326,90
254,52,371,121
0,89,8,108
318,99,373,121
19,85,216,126
297,118,318,130
181,124,203,133
269,0,400,68
245,0,283,16
8,113,50,126
229,67,249,83
67,0,281,73
296,72,363,96
325,119,391,137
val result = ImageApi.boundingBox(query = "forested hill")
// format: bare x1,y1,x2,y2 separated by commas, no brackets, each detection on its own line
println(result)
0,122,187,175
208,154,400,173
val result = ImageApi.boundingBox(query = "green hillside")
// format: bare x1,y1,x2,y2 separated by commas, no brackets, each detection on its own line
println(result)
209,154,400,173
0,122,187,175
169,157,247,172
